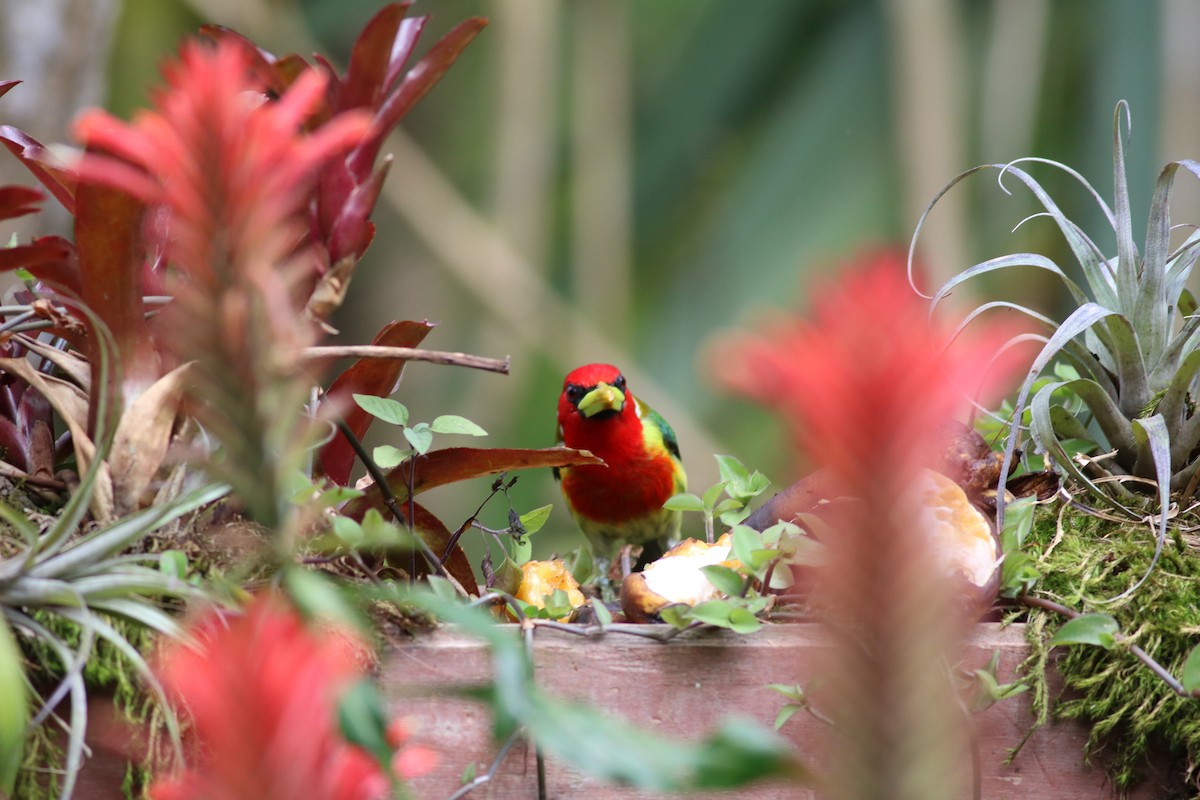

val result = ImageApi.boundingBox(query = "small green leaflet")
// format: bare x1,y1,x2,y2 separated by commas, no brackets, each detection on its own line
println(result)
159,549,188,579
1181,644,1200,693
701,481,728,512
373,444,409,469
700,564,745,597
519,504,553,536
352,394,408,426
590,598,613,627
664,492,705,513
1049,613,1119,649
404,423,434,454
431,415,487,436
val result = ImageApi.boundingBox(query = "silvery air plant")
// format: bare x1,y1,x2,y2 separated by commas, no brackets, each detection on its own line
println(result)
913,101,1200,595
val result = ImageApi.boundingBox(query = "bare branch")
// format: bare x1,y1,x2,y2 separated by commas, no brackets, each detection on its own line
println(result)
303,345,509,374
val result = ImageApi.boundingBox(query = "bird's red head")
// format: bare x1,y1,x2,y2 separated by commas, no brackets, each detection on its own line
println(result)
557,363,635,438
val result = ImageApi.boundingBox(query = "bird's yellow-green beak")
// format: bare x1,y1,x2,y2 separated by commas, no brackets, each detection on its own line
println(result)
578,382,625,418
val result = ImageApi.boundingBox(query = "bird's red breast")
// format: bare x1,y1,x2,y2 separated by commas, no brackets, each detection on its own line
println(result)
556,363,679,525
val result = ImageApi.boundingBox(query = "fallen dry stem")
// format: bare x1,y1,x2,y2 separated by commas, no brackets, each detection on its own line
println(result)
303,345,510,374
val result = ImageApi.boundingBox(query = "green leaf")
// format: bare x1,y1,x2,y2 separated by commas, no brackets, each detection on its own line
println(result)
568,546,595,585
337,678,394,772
158,549,188,580
431,415,488,436
352,393,408,426
726,606,762,634
999,551,1042,598
0,619,26,795
373,444,409,469
1181,644,1200,693
317,484,365,507
404,423,434,455
1050,613,1120,649
714,455,770,501
773,704,800,731
687,599,734,628
766,683,805,702
1000,495,1036,553
518,504,553,536
712,498,743,518
590,598,613,627
658,604,692,629
332,515,365,549
461,762,478,784
510,533,532,565
543,588,573,618
687,717,804,788
426,575,462,604
701,481,728,512
700,564,745,597
663,493,705,513
360,508,411,549
730,525,763,566
759,521,799,547
718,506,752,528
715,454,747,485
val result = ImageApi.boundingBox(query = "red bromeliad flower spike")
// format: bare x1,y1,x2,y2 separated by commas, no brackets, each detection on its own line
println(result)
714,251,1026,800
149,593,434,800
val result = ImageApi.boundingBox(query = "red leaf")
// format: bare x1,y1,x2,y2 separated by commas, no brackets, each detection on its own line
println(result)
341,3,412,110
0,126,77,213
385,499,479,594
74,177,160,407
342,446,603,518
328,157,391,264
0,185,43,220
0,81,20,100
383,16,429,96
347,17,487,181
317,320,435,485
0,237,78,290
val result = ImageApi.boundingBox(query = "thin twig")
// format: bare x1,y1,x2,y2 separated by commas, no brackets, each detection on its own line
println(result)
303,345,510,374
332,417,469,596
1015,594,1198,698
0,458,67,490
520,622,548,800
445,726,524,800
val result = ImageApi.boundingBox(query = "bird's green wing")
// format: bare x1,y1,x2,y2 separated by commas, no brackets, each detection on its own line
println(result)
636,397,686,493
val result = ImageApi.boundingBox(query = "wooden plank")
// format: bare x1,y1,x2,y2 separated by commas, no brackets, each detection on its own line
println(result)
387,623,1156,799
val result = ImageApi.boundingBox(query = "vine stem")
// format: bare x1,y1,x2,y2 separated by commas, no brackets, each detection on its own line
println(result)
332,417,469,596
1014,594,1198,698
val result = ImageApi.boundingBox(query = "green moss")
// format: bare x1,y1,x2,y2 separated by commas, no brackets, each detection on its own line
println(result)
16,610,159,800
1019,505,1200,789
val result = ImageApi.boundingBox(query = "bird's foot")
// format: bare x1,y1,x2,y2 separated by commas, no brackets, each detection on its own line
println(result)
611,544,644,581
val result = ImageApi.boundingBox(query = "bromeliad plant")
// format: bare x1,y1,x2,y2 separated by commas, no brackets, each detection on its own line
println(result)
913,101,1200,789
914,102,1200,560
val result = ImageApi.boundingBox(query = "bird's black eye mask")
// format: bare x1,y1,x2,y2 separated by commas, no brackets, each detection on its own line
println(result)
565,383,586,406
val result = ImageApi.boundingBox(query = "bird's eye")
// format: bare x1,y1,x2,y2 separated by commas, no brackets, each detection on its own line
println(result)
613,375,627,392
565,384,584,403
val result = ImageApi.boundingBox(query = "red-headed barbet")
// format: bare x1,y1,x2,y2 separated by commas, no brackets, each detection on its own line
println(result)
554,363,687,575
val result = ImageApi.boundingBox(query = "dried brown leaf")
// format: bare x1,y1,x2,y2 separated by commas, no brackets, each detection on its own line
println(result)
109,362,191,516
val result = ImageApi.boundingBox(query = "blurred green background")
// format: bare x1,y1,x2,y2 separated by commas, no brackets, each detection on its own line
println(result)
2,0,1197,558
